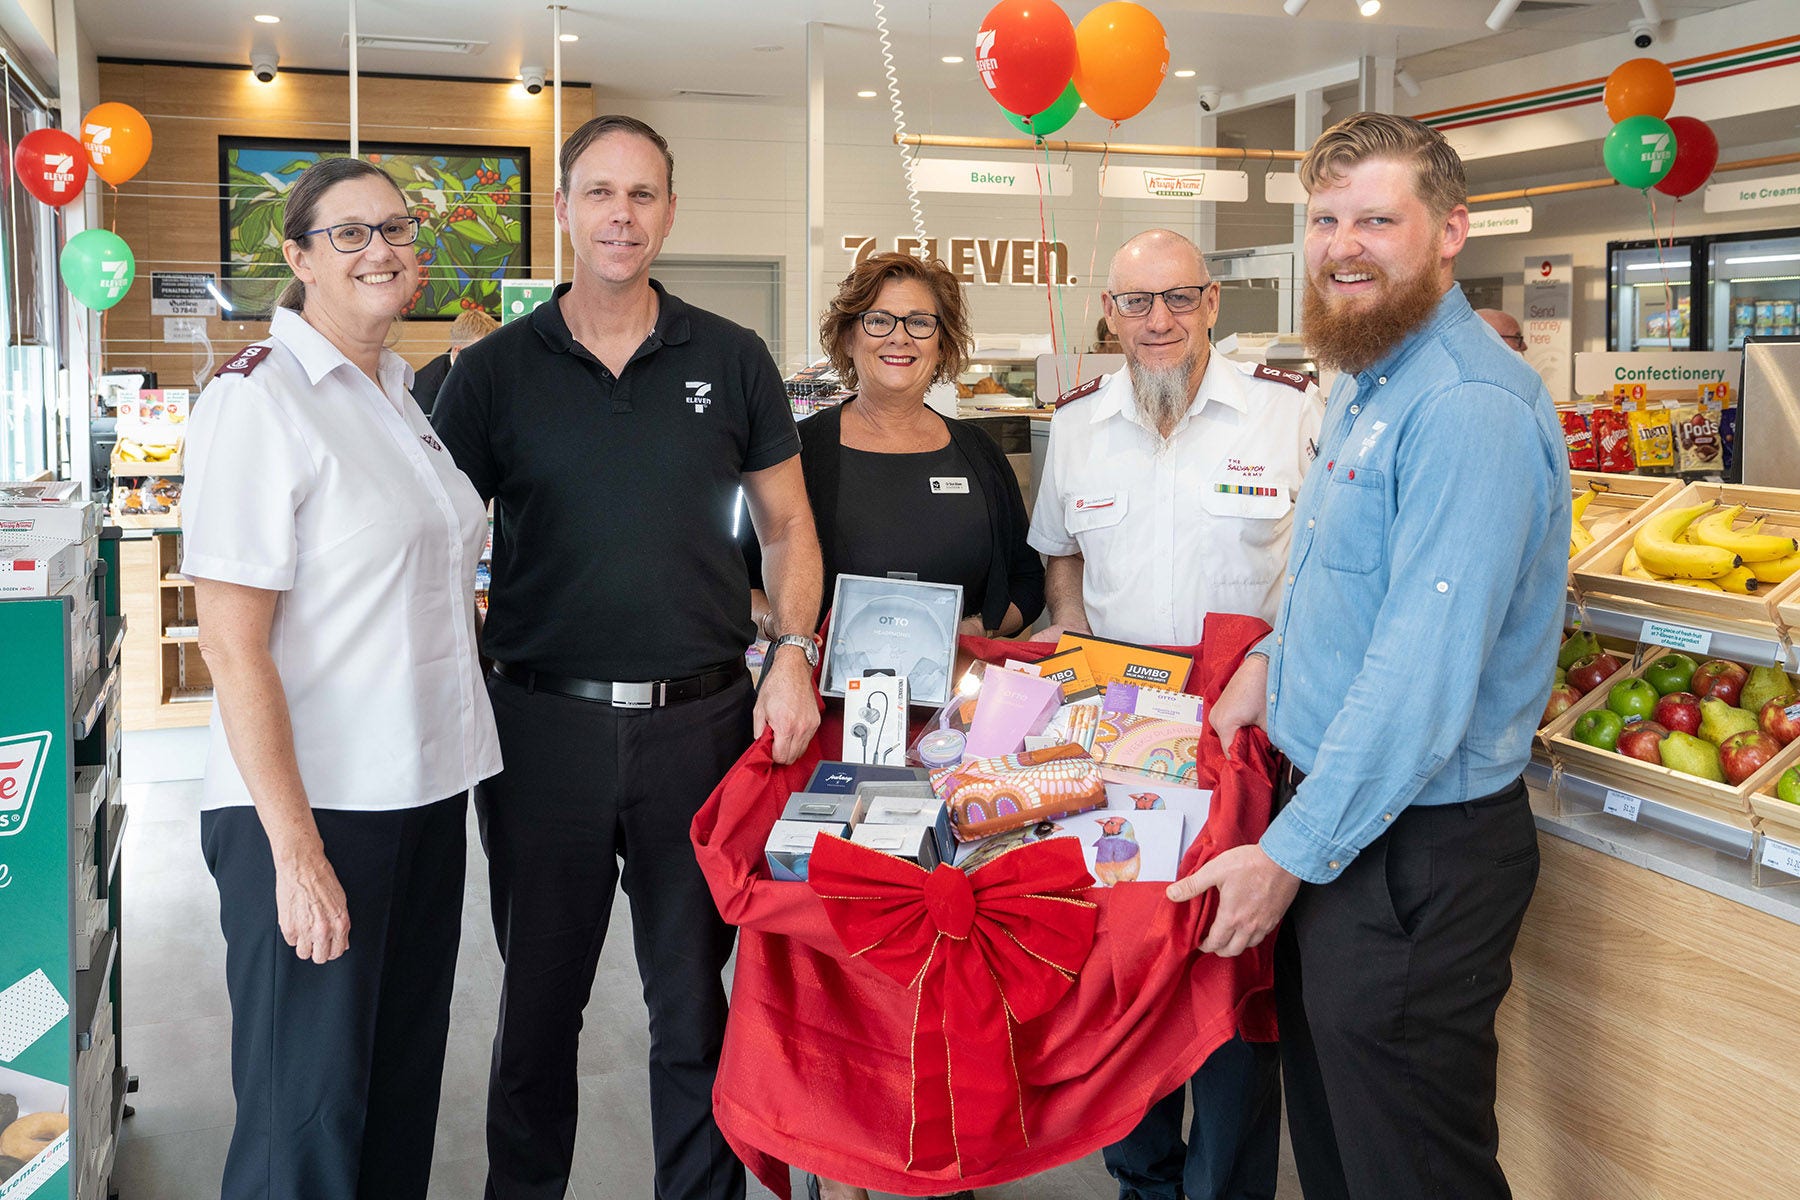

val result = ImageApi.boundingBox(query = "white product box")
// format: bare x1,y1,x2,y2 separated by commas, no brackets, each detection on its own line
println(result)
764,820,830,882
0,482,100,544
862,795,941,826
850,822,941,869
0,534,89,596
843,672,909,765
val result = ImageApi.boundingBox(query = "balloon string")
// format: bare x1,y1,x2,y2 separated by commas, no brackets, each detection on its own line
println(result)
1032,147,1062,399
1643,189,1678,350
1043,138,1072,363
1075,128,1118,392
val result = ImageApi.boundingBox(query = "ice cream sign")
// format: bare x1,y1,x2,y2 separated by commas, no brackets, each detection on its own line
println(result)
0,731,51,836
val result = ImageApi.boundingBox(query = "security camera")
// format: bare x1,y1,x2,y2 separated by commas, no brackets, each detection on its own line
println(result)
1197,87,1222,113
1628,18,1657,48
251,51,278,84
520,66,546,95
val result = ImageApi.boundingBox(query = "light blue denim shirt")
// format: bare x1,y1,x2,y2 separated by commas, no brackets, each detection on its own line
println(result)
1257,286,1570,885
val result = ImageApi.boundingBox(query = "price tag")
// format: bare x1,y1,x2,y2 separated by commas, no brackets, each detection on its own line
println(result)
1603,789,1643,821
1642,620,1712,656
1760,836,1800,879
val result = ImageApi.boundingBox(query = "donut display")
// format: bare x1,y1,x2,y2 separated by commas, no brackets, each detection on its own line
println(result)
0,1154,23,1182
0,1110,67,1162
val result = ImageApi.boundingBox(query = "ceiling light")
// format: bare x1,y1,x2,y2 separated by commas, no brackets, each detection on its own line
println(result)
753,44,783,52
941,55,964,64
559,33,578,43
342,33,488,54
857,90,878,98
1174,69,1196,78
1359,0,1381,15
1395,68,1420,97
254,13,280,23
1625,261,1688,271
1283,0,1310,13
1724,254,1800,265
1486,0,1523,31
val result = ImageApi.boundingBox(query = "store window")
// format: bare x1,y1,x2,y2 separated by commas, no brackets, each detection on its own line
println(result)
0,61,64,479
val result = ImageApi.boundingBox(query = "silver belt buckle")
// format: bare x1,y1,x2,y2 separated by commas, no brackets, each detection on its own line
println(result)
611,680,656,709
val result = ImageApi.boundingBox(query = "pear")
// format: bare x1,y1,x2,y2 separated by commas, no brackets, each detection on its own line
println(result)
1740,665,1798,717
1698,697,1761,745
1661,732,1726,782
1558,631,1601,670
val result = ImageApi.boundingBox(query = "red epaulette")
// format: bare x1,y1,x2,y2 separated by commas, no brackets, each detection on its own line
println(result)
214,344,273,378
1054,376,1105,409
1253,363,1314,392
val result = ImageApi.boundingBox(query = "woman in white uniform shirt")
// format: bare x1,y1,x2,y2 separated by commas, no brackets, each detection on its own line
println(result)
183,157,500,1200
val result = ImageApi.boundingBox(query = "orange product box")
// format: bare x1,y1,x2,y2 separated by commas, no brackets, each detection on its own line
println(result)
1052,632,1193,692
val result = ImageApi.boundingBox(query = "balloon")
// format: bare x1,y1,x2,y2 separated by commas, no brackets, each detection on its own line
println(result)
13,128,89,206
80,102,153,187
977,0,1078,118
1005,82,1081,138
1603,115,1676,190
1071,1,1169,123
59,229,136,311
1603,57,1675,123
1654,115,1720,199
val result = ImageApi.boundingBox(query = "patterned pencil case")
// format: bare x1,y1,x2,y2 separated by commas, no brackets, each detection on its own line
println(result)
931,743,1107,840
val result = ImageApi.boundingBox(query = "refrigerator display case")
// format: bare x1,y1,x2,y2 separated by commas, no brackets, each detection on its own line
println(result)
1606,237,1700,351
1606,226,1800,352
1707,228,1800,350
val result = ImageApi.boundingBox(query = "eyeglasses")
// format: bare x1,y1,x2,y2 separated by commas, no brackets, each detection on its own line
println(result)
300,217,422,253
1501,333,1526,348
860,310,941,339
1108,284,1215,318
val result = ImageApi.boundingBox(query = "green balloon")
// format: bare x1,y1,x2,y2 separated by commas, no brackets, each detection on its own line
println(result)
1005,82,1080,140
59,228,136,311
1603,115,1676,190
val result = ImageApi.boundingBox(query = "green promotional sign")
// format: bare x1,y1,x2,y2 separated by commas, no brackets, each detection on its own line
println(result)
0,599,74,1196
500,279,554,323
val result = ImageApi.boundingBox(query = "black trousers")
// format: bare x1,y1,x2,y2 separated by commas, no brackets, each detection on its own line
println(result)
479,669,752,1200
201,794,467,1200
1274,771,1539,1200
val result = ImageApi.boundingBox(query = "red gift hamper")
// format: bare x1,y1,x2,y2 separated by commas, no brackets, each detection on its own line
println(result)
691,613,1280,1197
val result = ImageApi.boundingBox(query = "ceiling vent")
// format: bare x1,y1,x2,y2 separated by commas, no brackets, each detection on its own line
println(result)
341,33,488,55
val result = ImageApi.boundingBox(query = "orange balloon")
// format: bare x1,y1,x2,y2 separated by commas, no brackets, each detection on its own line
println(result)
1603,57,1675,124
81,102,153,187
1072,1,1169,123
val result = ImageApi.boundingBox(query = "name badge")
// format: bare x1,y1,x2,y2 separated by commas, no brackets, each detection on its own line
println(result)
929,477,970,494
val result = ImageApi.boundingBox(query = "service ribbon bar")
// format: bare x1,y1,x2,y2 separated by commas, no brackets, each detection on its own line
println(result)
1214,483,1279,497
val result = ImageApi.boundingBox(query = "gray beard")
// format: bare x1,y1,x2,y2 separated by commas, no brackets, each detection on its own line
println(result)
1128,356,1200,440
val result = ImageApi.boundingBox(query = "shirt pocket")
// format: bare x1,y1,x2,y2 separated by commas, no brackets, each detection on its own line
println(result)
1315,467,1388,575
1064,491,1128,554
1197,487,1291,586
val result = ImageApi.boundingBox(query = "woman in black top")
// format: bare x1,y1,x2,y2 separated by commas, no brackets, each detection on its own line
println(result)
747,252,1043,642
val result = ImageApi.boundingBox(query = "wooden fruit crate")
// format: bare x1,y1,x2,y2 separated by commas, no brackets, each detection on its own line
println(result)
1574,481,1800,627
1749,787,1800,845
1567,471,1683,575
1545,647,1800,827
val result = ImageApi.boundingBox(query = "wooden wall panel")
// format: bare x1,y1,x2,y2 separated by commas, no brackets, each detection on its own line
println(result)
1495,834,1800,1198
96,62,592,380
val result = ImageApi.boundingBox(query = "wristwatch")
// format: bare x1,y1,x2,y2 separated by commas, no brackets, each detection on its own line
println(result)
770,633,820,670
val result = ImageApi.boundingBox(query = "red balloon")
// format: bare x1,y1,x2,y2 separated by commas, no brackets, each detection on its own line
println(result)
12,127,88,207
1654,115,1720,199
977,0,1078,118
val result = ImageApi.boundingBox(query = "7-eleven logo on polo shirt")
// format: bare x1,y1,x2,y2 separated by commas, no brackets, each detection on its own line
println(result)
686,381,713,414
0,730,53,836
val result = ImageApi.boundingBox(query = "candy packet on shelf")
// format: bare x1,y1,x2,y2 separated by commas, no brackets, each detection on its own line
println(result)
1589,406,1636,473
1560,408,1598,471
1673,402,1722,474
1625,404,1675,471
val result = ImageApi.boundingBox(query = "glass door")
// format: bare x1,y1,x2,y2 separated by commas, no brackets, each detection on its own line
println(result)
1705,227,1800,350
1606,237,1701,351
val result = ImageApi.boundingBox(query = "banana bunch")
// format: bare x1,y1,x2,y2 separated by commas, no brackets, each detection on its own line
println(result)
116,435,180,463
1629,501,1800,592
1570,488,1598,559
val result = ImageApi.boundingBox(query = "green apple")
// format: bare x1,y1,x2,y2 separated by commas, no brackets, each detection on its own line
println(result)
1572,709,1625,751
1642,653,1698,697
1777,766,1800,805
1740,665,1798,717
1558,631,1602,670
1607,678,1659,720
1661,732,1726,782
1698,697,1761,745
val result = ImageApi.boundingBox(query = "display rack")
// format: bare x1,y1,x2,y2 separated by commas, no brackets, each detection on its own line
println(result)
1566,596,1798,673
0,533,133,1200
119,529,212,730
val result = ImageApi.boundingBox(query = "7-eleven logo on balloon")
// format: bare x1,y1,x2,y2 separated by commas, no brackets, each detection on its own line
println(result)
46,153,76,192
0,730,53,836
84,121,113,162
976,28,998,86
1641,130,1672,173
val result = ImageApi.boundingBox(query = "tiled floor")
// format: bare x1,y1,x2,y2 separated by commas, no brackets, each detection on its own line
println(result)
110,777,1302,1199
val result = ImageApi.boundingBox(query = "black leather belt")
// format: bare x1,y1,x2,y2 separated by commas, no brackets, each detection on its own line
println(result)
491,660,745,709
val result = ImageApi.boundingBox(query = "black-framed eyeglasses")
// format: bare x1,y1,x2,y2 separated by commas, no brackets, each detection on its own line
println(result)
300,217,422,253
860,310,941,339
1501,333,1526,348
1108,283,1215,318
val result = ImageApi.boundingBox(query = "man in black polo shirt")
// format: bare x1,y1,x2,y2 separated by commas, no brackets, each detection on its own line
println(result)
433,114,822,1200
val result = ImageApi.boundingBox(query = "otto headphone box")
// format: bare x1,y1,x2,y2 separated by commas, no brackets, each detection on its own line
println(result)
844,672,909,766
823,574,962,706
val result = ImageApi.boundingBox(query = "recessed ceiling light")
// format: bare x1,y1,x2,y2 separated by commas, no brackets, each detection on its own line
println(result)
1174,69,1196,78
857,89,878,98
558,33,578,43
941,55,964,64
1359,0,1381,14
1078,101,1088,108
254,13,280,22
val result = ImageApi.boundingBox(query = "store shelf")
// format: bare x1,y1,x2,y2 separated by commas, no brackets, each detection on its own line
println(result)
158,576,191,589
1566,597,1798,672
101,804,128,893
103,614,126,666
75,928,118,1050
74,660,121,739
1557,762,1756,860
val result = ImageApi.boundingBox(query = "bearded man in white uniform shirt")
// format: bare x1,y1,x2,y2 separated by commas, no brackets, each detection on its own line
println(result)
1028,227,1323,1200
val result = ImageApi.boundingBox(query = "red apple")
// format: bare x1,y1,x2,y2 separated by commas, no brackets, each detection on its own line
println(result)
1616,720,1670,765
1541,685,1580,726
1760,693,1800,746
1691,659,1749,706
1653,692,1702,736
1719,730,1780,785
1566,652,1622,696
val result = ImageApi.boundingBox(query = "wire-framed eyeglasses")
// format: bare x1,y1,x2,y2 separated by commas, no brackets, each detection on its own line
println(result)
1108,283,1215,318
300,217,422,253
860,310,941,339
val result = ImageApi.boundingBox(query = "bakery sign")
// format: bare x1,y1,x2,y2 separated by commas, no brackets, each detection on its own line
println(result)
843,235,1074,286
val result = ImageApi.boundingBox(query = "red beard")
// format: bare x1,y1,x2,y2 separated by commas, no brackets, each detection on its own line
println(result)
1302,258,1446,375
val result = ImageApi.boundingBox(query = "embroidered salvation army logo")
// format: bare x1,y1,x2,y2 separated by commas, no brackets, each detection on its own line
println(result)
0,730,53,837
685,381,713,414
421,432,444,452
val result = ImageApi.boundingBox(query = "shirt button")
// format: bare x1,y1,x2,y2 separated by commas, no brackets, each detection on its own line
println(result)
1350,404,1360,414
1328,860,1341,871
1268,692,1276,703
1436,581,1449,593
1382,812,1393,822
1306,519,1315,529
1377,376,1388,385
1276,635,1283,646
1286,574,1294,585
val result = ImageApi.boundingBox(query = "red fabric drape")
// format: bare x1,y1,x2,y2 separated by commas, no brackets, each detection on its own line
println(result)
691,613,1278,1197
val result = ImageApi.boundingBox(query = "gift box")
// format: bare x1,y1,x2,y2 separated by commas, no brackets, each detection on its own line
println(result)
765,821,830,881
850,822,940,869
931,743,1107,841
1093,712,1204,786
780,791,866,829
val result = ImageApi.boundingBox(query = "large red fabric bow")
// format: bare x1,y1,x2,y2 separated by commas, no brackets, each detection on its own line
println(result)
807,836,1099,1178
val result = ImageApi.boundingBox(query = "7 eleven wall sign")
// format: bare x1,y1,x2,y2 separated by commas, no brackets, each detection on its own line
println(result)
0,731,53,836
